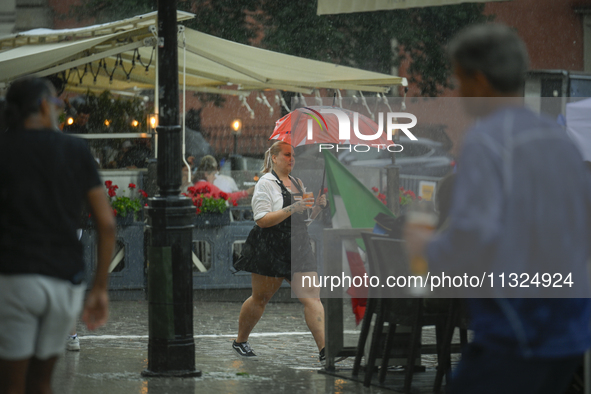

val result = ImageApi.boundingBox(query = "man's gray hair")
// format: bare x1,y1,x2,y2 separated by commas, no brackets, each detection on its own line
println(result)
448,23,529,93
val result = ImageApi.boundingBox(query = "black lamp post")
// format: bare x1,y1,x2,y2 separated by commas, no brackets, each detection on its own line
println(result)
142,0,200,378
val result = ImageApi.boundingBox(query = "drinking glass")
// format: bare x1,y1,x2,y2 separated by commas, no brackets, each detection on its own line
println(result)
303,191,314,221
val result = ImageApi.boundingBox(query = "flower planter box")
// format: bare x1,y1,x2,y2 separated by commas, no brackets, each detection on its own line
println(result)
116,215,135,227
193,213,231,227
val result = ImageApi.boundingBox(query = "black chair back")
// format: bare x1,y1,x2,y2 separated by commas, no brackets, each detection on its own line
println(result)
362,232,409,299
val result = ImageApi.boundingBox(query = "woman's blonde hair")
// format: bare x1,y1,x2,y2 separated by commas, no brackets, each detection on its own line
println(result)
262,141,291,174
193,155,218,183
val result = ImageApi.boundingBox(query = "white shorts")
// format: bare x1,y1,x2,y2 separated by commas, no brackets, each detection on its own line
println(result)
0,274,85,360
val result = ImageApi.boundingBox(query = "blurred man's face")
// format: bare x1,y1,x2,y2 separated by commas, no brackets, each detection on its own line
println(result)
454,64,480,98
454,64,493,117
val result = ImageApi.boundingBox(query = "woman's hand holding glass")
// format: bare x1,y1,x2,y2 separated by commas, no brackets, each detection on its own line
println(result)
292,197,314,214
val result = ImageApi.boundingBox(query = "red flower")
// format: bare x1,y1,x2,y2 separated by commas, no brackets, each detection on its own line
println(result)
232,200,238,207
105,181,112,188
399,186,404,191
108,188,117,197
219,192,228,200
323,188,328,194
196,208,201,214
371,187,379,192
113,209,117,216
128,183,136,189
145,203,148,206
187,186,197,194
139,190,148,198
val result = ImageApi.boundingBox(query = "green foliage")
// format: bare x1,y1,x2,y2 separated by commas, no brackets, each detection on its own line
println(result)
259,2,491,96
105,181,148,219
70,0,157,23
111,195,142,218
198,195,228,214
181,0,259,45
84,90,150,133
71,0,258,45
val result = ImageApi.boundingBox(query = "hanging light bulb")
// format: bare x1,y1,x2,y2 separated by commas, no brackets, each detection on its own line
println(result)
147,114,158,131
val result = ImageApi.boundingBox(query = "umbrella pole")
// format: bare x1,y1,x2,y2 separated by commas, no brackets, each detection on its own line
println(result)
319,167,326,197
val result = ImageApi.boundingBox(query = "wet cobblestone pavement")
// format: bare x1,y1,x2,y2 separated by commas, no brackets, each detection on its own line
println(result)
53,299,455,394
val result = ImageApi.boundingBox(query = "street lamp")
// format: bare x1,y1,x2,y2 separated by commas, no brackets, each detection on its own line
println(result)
142,0,200,379
231,118,242,155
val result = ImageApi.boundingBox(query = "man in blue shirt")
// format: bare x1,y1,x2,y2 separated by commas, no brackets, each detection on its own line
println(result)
405,24,591,393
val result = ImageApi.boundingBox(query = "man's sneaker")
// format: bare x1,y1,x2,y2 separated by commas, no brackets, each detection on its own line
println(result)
66,335,80,351
232,340,256,357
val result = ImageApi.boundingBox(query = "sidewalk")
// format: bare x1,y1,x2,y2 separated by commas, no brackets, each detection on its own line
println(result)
52,300,394,394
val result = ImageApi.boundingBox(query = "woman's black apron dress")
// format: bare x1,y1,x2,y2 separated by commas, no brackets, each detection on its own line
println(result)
234,172,316,279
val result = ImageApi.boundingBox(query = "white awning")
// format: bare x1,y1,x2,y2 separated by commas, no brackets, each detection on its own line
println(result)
0,11,405,95
317,0,510,15
0,32,136,83
0,11,194,49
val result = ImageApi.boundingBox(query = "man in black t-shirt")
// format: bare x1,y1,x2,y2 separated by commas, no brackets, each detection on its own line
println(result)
0,77,116,394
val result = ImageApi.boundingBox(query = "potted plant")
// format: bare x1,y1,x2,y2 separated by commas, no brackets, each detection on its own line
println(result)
371,186,422,211
105,181,149,225
183,185,233,227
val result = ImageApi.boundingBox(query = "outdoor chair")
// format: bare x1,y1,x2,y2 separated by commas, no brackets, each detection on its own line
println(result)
354,232,466,392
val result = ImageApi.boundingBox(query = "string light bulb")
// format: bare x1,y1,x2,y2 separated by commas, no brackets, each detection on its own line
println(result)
147,114,158,130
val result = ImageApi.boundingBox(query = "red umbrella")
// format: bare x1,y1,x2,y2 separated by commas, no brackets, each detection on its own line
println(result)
269,106,392,147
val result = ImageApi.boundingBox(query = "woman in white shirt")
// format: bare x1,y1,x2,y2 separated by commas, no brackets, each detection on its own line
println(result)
233,141,328,362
